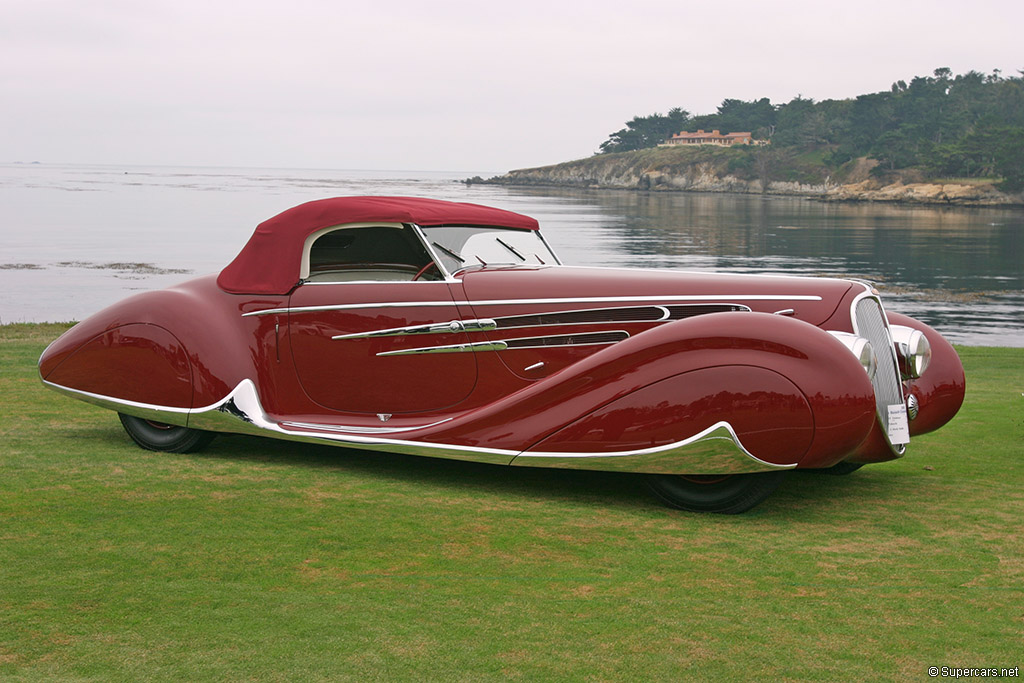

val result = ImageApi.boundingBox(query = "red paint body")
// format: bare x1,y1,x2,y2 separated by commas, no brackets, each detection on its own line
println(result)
38,197,966,477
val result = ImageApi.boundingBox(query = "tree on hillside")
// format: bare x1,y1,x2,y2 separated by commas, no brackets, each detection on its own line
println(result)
712,98,776,137
596,68,1024,188
598,108,690,154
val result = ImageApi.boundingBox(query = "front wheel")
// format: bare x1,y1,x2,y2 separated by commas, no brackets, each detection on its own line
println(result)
646,471,788,514
118,414,216,453
815,461,864,476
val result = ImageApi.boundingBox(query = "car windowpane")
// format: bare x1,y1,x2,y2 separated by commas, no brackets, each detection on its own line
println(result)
307,225,438,282
423,226,556,273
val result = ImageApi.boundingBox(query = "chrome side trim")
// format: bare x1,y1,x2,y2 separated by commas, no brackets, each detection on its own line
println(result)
376,340,508,357
300,278,463,286
280,417,454,434
330,304,749,340
183,380,517,464
332,318,497,341
243,294,820,317
43,379,795,474
495,303,749,329
42,380,196,427
495,304,668,328
375,330,629,357
513,421,797,474
503,330,629,349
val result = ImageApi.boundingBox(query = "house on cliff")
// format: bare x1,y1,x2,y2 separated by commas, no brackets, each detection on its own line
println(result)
663,130,768,146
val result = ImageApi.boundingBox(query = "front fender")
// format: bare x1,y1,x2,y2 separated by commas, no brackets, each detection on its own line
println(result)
887,311,966,436
427,312,877,469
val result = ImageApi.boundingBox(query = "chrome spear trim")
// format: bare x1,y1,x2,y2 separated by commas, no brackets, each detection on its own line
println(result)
333,318,497,341
41,379,796,474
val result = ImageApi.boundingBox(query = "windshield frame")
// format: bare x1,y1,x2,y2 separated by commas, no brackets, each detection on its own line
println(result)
416,224,561,278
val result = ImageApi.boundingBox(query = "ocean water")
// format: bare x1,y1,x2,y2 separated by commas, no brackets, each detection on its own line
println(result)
1,162,1021,346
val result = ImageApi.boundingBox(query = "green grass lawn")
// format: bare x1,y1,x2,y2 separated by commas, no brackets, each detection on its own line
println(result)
2,323,1021,680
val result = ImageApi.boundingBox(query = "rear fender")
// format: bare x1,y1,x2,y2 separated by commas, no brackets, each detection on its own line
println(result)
38,277,274,421
41,322,194,423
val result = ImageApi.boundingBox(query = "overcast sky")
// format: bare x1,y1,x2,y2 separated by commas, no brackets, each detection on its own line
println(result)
2,0,1021,173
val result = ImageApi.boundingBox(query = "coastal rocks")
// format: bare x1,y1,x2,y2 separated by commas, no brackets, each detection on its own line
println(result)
825,180,1019,206
486,154,1023,207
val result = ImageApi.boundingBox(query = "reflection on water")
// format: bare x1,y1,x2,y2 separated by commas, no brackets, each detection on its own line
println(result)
517,188,1024,347
1,163,1021,346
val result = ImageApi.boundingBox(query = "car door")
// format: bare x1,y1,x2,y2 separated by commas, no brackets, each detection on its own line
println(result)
286,225,478,415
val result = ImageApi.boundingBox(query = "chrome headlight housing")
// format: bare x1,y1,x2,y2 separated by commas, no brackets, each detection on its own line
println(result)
891,325,932,379
829,332,877,380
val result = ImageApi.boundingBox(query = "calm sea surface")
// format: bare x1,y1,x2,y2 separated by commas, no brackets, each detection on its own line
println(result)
2,163,1022,346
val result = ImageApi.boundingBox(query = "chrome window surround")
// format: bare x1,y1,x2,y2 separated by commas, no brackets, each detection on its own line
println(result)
418,224,560,274
410,223,459,281
297,222,465,285
536,231,563,266
294,223,560,287
300,222,406,281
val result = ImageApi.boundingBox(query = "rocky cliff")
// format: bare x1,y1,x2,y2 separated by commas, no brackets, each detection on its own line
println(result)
481,147,1023,207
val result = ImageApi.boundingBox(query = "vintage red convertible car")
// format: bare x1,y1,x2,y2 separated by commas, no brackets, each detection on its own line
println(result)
39,196,966,512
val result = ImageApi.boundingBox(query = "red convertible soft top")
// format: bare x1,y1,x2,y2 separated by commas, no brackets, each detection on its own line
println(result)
217,196,539,295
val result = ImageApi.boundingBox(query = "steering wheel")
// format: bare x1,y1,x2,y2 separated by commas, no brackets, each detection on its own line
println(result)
412,262,441,281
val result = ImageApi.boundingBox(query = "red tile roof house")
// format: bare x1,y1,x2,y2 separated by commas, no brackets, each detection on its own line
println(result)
663,129,767,146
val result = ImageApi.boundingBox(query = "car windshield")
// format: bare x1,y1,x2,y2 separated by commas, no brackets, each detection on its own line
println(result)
421,226,558,274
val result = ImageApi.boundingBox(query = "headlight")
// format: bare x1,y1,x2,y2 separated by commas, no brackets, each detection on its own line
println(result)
854,338,877,380
828,332,876,380
891,325,931,379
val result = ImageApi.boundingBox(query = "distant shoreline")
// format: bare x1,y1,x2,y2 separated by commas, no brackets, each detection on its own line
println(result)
476,148,1024,208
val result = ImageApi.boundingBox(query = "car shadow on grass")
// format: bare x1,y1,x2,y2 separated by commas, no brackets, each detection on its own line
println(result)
84,425,656,512
80,421,902,515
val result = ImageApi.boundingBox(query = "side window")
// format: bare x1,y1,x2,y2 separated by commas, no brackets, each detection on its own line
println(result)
306,225,441,282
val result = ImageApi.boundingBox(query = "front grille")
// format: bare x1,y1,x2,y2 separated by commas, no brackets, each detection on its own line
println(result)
854,296,905,452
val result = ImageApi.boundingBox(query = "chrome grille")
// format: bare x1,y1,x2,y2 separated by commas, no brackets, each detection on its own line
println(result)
854,296,905,452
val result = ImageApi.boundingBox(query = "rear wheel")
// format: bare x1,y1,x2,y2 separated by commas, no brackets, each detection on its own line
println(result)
646,471,787,514
118,414,216,453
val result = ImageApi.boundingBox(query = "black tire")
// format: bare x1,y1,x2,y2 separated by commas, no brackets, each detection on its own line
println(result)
646,471,788,514
118,413,216,453
813,462,864,476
